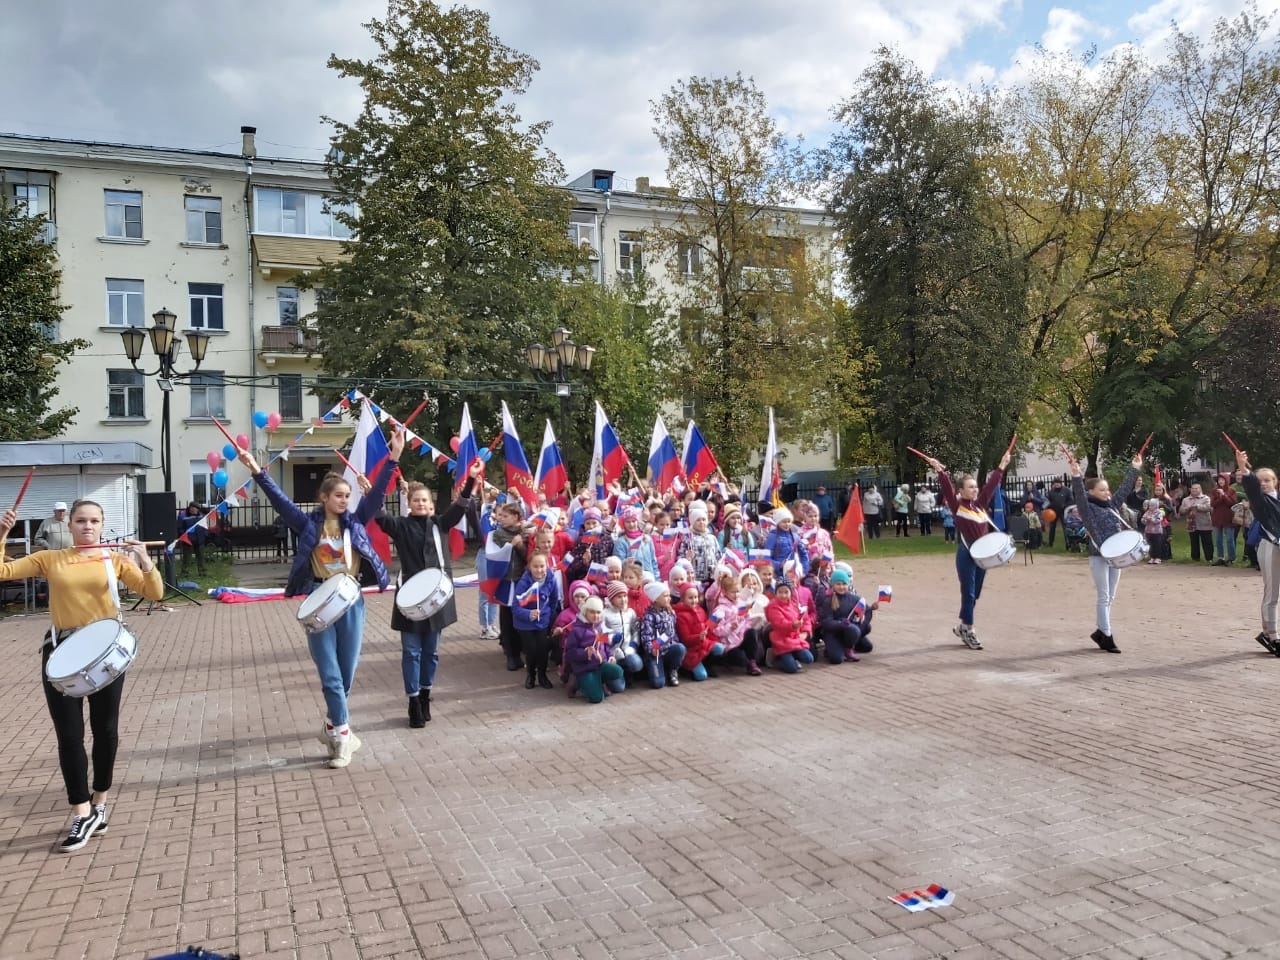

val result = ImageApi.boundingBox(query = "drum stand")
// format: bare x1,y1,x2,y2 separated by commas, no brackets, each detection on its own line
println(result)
131,549,202,613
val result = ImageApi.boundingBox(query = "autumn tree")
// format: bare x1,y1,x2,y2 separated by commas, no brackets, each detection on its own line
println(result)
0,200,85,439
825,50,1030,476
650,73,851,473
307,0,580,459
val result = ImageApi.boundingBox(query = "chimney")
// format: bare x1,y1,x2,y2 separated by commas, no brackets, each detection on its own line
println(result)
240,125,257,158
636,176,649,193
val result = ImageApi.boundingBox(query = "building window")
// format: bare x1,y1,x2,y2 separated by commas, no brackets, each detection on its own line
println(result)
106,279,145,327
185,196,222,244
188,283,224,330
4,170,54,218
104,189,143,239
107,370,145,419
190,461,216,504
677,241,702,277
568,211,598,257
682,398,696,421
618,231,643,276
189,371,226,419
277,286,299,325
278,374,303,421
253,188,354,238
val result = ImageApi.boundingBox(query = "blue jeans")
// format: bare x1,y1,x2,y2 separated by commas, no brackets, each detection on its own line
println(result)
1214,526,1237,563
645,643,687,687
774,649,815,673
1088,557,1121,635
306,595,366,726
955,546,986,626
475,554,498,629
400,629,440,696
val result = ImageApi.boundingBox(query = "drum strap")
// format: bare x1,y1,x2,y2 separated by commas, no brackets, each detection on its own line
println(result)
1085,507,1135,552
48,551,122,649
958,515,1004,553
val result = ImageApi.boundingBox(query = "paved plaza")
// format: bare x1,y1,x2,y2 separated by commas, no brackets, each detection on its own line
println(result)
1,551,1279,960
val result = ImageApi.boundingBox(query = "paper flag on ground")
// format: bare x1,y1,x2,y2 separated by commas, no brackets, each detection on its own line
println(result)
888,884,955,911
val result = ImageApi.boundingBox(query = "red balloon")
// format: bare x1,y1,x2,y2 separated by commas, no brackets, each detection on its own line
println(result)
450,436,461,452
235,433,250,451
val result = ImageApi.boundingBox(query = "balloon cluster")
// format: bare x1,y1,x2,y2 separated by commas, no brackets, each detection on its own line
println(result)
204,411,282,489
448,436,494,461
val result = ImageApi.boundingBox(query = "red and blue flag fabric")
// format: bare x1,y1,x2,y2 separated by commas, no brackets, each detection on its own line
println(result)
534,419,569,503
877,585,893,604
501,401,538,508
516,583,540,608
589,401,630,497
587,561,610,584
480,534,515,606
343,398,392,564
681,421,720,487
530,507,560,529
453,402,481,491
647,414,684,495
722,548,747,572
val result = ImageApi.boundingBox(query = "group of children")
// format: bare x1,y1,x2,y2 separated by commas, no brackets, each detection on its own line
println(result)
480,488,884,704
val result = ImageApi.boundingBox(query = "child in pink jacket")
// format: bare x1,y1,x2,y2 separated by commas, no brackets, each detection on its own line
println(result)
766,580,815,673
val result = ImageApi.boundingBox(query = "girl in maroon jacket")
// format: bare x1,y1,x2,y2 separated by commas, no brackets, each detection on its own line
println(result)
675,584,722,680
919,442,1014,650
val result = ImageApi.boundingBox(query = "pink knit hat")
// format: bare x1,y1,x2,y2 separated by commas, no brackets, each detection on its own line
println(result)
606,580,628,599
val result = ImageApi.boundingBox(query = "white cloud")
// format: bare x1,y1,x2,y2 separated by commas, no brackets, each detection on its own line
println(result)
1040,8,1105,53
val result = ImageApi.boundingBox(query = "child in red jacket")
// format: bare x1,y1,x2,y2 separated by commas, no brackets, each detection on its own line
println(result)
765,580,815,673
674,584,723,681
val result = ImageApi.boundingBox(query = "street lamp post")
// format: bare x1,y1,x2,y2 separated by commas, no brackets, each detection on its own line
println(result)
120,307,211,492
526,326,596,456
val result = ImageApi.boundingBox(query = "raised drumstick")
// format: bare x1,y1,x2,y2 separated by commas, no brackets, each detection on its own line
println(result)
1137,432,1154,457
12,466,34,512
1223,431,1241,453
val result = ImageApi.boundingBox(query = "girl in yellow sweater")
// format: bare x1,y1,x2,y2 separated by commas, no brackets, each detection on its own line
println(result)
0,500,163,852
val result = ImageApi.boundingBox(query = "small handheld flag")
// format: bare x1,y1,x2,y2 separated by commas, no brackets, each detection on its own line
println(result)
877,585,893,604
516,584,540,608
587,562,610,584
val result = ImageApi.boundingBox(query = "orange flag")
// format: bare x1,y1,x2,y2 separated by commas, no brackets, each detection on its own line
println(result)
835,483,864,555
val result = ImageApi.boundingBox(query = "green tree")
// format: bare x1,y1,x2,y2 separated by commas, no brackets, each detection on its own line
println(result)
307,0,579,455
0,201,85,439
825,50,1030,477
650,73,850,473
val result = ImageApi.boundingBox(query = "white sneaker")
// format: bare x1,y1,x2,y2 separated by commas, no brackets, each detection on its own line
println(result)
319,719,339,759
328,726,362,768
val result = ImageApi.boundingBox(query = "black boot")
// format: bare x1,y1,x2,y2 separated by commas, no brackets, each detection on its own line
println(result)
505,652,524,671
1090,629,1109,651
408,694,425,728
525,668,536,690
420,691,431,722
1103,633,1120,653
537,670,554,689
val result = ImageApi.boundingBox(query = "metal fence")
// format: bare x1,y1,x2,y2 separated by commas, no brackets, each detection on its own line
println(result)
786,473,1071,513
202,499,404,561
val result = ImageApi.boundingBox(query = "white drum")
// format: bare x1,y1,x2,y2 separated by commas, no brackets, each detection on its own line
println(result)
396,568,454,621
1100,529,1149,569
970,532,1017,570
297,574,361,633
45,619,137,697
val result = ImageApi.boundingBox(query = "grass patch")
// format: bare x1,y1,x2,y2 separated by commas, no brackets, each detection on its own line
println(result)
834,533,959,561
159,552,238,600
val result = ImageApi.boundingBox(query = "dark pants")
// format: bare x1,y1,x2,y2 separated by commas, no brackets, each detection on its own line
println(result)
822,620,873,663
1046,517,1060,546
645,644,687,687
517,627,550,677
576,664,624,703
1189,530,1214,562
956,547,986,626
179,540,206,575
944,526,956,542
42,643,125,806
1145,532,1165,559
919,514,933,535
499,605,521,662
866,516,882,539
1026,529,1043,549
895,512,910,536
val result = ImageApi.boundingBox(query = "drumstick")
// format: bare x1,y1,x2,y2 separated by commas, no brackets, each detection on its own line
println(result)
1223,431,1241,453
12,466,35,512
906,447,931,462
1004,433,1018,457
76,540,168,548
1137,432,1154,457
210,415,238,449
332,448,359,475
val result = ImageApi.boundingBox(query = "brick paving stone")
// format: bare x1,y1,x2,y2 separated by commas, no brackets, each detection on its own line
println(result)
4,555,1280,958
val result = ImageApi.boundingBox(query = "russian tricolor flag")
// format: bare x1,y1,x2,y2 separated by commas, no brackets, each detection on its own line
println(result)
647,414,684,495
453,402,481,490
342,398,392,564
516,583,540,608
501,401,538,508
534,419,569,503
722,548,747,572
877,585,893,604
682,421,720,487
587,561,610,584
530,507,560,529
749,548,772,565
589,401,630,497
480,535,514,606
852,597,867,619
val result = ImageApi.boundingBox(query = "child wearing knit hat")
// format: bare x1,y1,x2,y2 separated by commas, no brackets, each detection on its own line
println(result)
562,596,624,704
819,569,876,665
601,579,641,689
639,581,686,688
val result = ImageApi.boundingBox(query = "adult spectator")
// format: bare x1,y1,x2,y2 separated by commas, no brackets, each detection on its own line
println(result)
1178,482,1214,563
914,485,936,535
1152,481,1175,560
862,484,884,539
1020,481,1047,513
892,484,912,538
177,502,208,577
836,482,854,519
1046,479,1071,548
1210,473,1238,567
812,484,836,532
33,502,73,551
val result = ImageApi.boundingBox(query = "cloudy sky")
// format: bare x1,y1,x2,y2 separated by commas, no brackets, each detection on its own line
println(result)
0,0,1258,186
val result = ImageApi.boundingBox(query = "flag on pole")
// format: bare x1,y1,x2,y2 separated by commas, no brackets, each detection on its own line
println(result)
835,482,864,555
589,401,630,497
759,408,782,507
647,414,684,494
682,421,720,487
453,403,481,489
534,419,569,502
343,400,393,564
501,401,538,508
480,534,514,605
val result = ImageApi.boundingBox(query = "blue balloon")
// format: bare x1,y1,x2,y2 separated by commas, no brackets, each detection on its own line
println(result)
480,448,492,461
222,443,237,461
253,410,270,429
212,468,228,488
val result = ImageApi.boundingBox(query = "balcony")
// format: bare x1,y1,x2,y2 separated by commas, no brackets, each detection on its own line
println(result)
259,324,320,365
37,221,57,245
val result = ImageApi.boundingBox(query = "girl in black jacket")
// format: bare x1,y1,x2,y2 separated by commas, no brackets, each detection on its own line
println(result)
377,460,481,727
1235,448,1280,654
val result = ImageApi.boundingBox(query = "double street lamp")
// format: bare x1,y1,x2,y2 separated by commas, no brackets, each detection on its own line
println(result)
526,326,596,449
120,307,211,492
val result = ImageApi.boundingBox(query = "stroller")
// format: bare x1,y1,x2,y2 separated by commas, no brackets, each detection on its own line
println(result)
1062,505,1089,553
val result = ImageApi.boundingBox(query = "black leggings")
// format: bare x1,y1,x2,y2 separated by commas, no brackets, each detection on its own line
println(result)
42,643,125,806
517,627,551,675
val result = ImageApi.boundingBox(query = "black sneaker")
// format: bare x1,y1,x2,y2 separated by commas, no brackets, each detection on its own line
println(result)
1255,632,1276,654
94,803,109,834
58,808,103,853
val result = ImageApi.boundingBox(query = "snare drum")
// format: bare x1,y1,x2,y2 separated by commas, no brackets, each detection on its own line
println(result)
396,568,454,621
1100,529,1149,569
969,532,1017,570
297,574,361,633
45,619,137,697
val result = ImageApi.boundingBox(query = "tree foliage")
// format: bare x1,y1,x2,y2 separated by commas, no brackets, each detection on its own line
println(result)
650,73,855,473
824,50,1031,477
0,201,85,440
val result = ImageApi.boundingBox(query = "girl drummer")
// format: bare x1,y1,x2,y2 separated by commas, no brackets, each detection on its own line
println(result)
1064,447,1143,653
919,441,1014,650
1234,447,1280,654
0,501,163,852
238,430,399,768
378,456,482,727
